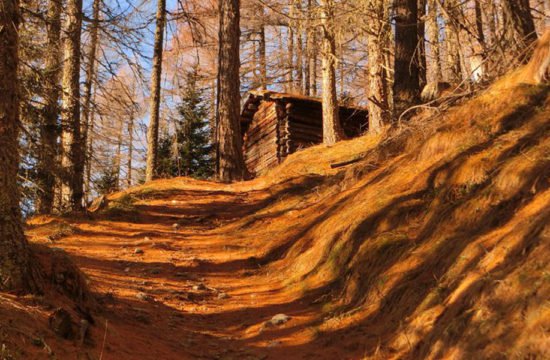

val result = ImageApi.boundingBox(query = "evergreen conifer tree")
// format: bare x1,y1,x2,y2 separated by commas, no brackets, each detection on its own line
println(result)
155,69,214,179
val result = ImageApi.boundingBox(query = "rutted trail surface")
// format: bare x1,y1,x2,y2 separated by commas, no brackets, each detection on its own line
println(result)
28,181,338,359
27,177,348,359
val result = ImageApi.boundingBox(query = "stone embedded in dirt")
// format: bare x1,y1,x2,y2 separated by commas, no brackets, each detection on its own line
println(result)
48,308,73,339
267,313,291,326
192,283,207,291
171,200,178,205
267,340,282,348
217,292,229,299
134,248,144,255
136,292,151,301
124,267,130,272
144,236,151,242
172,223,180,231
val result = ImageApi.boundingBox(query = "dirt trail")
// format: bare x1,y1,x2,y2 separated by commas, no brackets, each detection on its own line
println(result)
27,182,342,360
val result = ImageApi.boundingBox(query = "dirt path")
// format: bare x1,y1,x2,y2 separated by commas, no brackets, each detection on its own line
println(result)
31,185,345,360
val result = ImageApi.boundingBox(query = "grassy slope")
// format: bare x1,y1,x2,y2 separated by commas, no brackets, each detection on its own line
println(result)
116,76,549,358
3,71,548,359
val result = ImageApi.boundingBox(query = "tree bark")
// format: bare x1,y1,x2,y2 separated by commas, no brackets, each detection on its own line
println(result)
82,0,100,203
502,0,538,51
366,0,391,133
36,0,62,214
320,0,344,145
0,0,42,293
145,0,166,182
287,20,295,92
417,0,427,89
471,0,486,81
127,114,134,187
296,29,304,94
259,25,267,90
310,29,318,96
60,0,84,211
426,0,441,83
393,0,421,117
114,118,123,189
216,0,246,181
295,0,304,94
85,88,97,204
442,0,462,83
304,0,313,95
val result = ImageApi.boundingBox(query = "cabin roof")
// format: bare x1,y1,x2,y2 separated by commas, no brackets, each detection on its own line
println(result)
240,90,367,124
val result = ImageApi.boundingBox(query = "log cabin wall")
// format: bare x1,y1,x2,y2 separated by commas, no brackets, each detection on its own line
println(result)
242,100,281,176
284,99,368,154
285,100,323,153
241,91,368,177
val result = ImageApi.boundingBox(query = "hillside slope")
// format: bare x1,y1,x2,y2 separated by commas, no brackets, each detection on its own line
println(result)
2,74,549,359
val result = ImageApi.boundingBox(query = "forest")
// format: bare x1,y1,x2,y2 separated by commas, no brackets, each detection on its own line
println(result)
0,0,549,359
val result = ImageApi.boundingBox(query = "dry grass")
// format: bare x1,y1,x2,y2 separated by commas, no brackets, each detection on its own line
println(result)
10,60,550,359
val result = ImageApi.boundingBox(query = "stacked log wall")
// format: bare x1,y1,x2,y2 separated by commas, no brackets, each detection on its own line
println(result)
242,101,280,175
286,100,323,153
242,95,369,176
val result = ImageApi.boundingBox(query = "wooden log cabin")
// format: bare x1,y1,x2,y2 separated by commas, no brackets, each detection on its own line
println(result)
240,90,369,176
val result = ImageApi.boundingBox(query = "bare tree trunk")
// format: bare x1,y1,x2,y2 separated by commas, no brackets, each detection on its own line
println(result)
502,0,538,51
259,25,267,90
426,0,441,83
295,0,304,94
310,29,318,96
417,0,427,89
474,0,486,52
252,37,259,88
145,0,166,182
85,89,97,203
36,0,62,214
483,0,497,47
366,0,391,133
304,0,312,95
277,28,285,89
127,114,134,188
320,0,344,145
442,0,462,83
471,0,487,80
60,0,84,212
296,30,304,94
0,0,42,293
383,0,394,114
287,24,295,92
81,0,100,203
114,119,123,189
339,42,345,95
393,0,421,117
216,0,246,181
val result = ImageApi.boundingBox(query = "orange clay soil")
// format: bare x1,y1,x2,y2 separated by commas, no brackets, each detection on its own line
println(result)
2,75,550,360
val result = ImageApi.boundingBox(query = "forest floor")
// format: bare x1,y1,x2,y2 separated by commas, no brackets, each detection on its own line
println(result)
1,67,550,360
